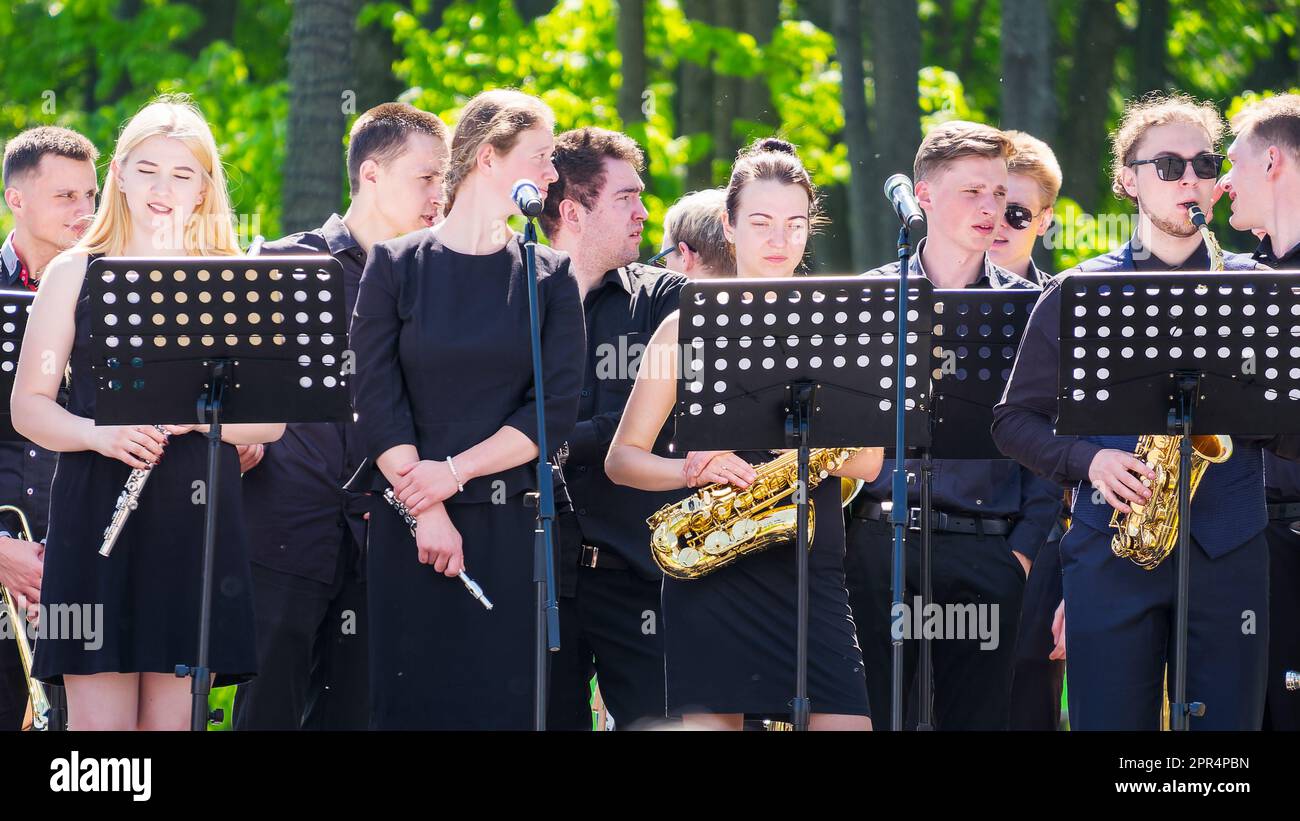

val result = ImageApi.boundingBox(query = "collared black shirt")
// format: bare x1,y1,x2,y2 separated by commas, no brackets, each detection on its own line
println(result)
858,238,1061,559
993,237,1300,486
0,232,58,540
1254,236,1300,501
240,214,369,584
561,263,687,579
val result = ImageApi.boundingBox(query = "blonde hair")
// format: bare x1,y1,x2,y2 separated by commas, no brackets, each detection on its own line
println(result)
1231,93,1300,162
1110,92,1224,204
913,121,1015,183
1004,130,1063,208
79,95,240,257
444,88,554,210
663,188,735,275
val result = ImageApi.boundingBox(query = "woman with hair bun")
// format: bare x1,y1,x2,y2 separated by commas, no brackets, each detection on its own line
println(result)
606,138,882,730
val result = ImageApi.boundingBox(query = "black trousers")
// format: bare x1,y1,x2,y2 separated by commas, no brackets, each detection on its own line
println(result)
1009,536,1065,730
1060,526,1268,730
233,531,369,730
844,515,1026,730
1264,520,1300,731
548,564,669,731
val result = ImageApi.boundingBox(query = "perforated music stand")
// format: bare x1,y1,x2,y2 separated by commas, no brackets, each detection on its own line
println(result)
673,275,932,730
86,255,350,731
1058,270,1300,730
0,290,35,442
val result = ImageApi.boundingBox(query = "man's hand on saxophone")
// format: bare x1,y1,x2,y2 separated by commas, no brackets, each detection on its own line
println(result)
1087,448,1156,514
0,536,42,610
86,424,168,470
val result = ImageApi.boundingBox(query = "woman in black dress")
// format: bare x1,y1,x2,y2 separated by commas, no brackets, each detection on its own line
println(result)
606,139,882,730
13,98,282,730
350,89,585,729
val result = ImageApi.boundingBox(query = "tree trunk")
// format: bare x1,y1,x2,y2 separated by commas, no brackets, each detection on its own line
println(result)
1000,0,1056,141
283,0,359,234
711,0,742,174
354,8,406,111
1134,0,1169,95
1059,0,1123,212
617,0,647,128
866,0,922,268
832,0,872,272
180,0,237,57
679,0,715,190
739,0,781,129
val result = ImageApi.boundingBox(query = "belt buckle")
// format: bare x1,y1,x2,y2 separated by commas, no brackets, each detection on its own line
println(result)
907,507,922,532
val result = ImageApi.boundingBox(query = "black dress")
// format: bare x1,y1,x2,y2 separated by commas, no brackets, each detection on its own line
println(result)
661,450,870,718
350,232,584,730
32,258,257,687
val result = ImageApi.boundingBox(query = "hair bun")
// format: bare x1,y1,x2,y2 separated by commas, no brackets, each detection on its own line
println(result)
748,137,797,157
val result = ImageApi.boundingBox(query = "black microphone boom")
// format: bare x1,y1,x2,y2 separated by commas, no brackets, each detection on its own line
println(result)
512,179,545,218
883,173,925,228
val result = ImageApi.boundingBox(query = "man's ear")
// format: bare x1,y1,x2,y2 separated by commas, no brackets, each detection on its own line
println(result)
678,243,696,273
1120,165,1140,200
1266,145,1283,179
1037,205,1055,239
358,158,380,189
3,186,21,215
559,198,583,232
914,179,933,211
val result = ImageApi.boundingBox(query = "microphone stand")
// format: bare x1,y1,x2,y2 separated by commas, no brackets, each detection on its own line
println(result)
520,213,561,731
888,222,913,732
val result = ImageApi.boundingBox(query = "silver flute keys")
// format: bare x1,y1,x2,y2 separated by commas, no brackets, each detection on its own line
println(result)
382,488,493,610
1287,671,1300,692
100,425,171,557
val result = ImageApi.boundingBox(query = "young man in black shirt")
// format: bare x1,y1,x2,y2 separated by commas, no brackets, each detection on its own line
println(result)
233,103,449,730
848,121,1062,730
0,125,98,730
539,127,686,729
1217,92,1300,731
994,92,1300,730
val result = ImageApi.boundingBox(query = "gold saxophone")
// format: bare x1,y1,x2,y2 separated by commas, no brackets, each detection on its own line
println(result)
1108,204,1230,570
0,505,50,730
648,448,859,580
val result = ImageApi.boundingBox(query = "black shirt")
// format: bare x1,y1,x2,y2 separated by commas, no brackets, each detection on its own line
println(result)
561,263,687,579
350,231,585,502
0,231,57,540
858,238,1062,560
1253,235,1300,502
240,214,369,584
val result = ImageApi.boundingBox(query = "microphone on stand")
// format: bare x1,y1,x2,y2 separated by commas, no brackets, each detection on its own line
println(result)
883,174,926,229
512,179,545,218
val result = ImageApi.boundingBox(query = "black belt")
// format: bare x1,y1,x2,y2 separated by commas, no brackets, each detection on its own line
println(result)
580,544,630,571
1268,502,1300,521
851,497,1013,536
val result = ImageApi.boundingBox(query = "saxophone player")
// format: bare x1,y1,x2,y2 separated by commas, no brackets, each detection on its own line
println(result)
1216,93,1300,731
993,92,1300,730
606,138,883,731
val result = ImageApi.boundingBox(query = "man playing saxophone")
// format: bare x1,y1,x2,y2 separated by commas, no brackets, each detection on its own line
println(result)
993,92,1300,730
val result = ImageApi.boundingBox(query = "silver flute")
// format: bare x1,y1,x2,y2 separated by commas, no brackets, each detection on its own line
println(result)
99,425,170,557
382,488,493,610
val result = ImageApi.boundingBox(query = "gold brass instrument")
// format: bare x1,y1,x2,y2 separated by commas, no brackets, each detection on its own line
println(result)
100,424,170,557
1109,205,1231,571
0,504,50,730
648,447,859,580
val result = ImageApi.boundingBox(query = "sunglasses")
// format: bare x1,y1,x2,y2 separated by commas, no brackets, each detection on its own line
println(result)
1127,152,1224,182
1004,204,1044,231
648,242,695,268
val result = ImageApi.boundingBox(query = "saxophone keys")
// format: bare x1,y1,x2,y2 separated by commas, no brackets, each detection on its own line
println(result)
653,523,676,551
730,518,758,543
677,547,701,568
703,530,732,555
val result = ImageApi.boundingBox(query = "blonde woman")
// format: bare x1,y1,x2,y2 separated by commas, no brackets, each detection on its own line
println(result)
12,97,284,730
607,138,882,731
350,89,584,729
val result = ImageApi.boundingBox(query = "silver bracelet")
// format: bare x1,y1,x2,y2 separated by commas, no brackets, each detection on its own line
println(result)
445,456,466,493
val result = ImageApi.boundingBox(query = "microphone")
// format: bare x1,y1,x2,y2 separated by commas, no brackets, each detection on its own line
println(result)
512,179,544,218
883,174,925,228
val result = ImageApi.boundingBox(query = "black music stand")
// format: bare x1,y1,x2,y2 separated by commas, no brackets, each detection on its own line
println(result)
87,256,350,731
893,287,1038,730
0,290,34,442
1058,271,1300,730
673,276,932,731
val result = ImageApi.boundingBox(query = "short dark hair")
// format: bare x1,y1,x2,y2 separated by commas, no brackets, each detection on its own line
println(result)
2,126,99,187
538,127,645,238
347,103,449,195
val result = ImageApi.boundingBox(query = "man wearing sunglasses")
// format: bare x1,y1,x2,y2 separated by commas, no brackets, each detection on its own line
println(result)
653,188,735,279
847,121,1062,730
989,131,1060,287
994,92,1300,730
1217,93,1300,732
